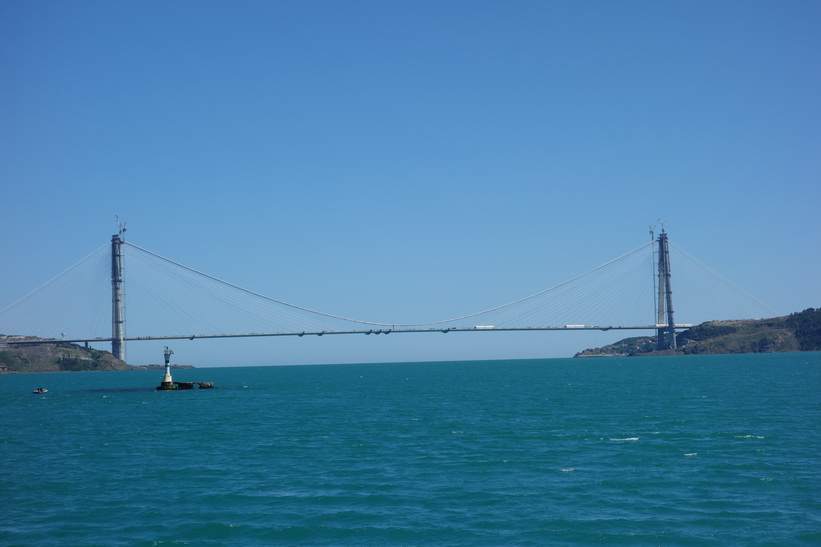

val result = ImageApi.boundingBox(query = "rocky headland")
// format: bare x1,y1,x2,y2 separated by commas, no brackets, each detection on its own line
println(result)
0,337,194,373
575,307,821,357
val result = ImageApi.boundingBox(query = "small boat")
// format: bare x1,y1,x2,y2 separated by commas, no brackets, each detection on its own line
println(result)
33,388,48,394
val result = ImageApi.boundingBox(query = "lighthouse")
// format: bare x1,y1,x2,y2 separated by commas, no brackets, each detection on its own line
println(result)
157,346,176,390
155,347,214,390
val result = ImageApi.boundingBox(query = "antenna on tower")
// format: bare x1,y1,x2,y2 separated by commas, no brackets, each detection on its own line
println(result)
115,216,127,238
649,218,661,241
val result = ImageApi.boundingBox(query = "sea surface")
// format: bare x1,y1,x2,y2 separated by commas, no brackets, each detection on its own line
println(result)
1,353,819,546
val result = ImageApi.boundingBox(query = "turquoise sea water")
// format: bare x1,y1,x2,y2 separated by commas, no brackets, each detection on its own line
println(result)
1,353,819,545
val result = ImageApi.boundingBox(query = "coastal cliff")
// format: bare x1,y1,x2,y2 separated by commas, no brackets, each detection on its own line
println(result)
0,338,131,372
575,308,821,357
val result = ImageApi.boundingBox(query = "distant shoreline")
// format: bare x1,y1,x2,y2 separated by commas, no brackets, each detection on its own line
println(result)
130,364,196,370
575,308,820,357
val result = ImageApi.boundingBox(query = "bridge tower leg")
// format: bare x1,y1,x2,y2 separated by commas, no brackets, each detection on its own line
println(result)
111,234,126,362
656,230,677,350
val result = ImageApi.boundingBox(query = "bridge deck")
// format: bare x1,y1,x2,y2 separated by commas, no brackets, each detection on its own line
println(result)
6,324,693,345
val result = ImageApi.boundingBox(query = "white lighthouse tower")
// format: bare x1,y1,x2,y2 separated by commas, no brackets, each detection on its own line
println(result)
157,346,176,390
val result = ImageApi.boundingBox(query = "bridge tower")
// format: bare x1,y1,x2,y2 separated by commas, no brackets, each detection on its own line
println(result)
111,233,125,361
656,230,676,350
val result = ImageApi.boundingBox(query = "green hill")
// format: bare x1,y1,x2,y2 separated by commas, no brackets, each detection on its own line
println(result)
0,337,132,372
575,307,821,357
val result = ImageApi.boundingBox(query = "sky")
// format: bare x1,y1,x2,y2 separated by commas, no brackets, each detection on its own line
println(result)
2,0,819,367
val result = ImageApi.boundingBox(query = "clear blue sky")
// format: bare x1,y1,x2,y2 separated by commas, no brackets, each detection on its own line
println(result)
2,1,819,366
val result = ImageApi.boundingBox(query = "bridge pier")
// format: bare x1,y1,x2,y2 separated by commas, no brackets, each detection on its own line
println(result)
656,230,677,350
111,234,125,361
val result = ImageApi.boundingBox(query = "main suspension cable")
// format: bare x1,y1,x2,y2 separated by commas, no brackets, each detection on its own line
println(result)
124,239,655,328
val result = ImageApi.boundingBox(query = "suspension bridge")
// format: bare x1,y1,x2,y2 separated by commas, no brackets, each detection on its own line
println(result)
0,229,774,362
